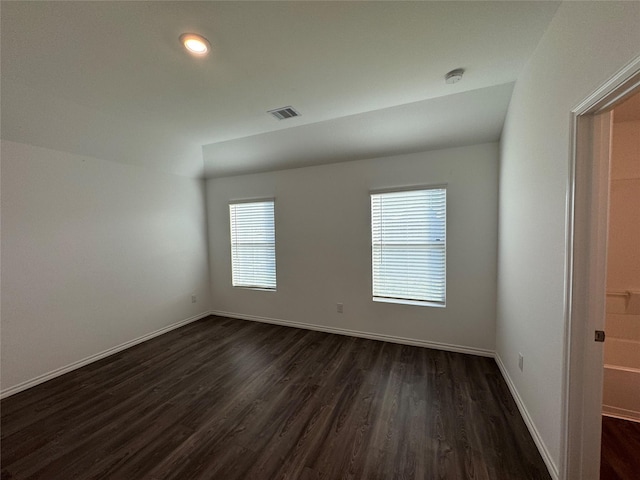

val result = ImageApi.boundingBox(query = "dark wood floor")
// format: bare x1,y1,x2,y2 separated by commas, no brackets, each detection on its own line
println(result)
600,416,640,480
1,315,550,479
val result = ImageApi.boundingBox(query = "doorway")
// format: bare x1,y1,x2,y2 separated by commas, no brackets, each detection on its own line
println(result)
564,57,640,480
599,91,640,479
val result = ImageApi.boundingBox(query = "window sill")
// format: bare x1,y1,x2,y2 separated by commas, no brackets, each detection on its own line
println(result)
233,286,277,292
373,297,445,308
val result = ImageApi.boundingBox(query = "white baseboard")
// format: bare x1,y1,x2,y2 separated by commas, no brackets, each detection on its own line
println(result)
495,353,559,480
216,311,558,477
3,308,556,480
0,311,211,399
210,309,494,357
602,406,640,423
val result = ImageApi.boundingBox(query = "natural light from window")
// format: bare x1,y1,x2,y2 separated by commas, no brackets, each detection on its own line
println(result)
229,200,276,290
371,187,446,306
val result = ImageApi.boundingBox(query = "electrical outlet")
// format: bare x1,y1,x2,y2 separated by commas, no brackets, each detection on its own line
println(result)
337,303,343,313
518,353,524,371
191,295,197,303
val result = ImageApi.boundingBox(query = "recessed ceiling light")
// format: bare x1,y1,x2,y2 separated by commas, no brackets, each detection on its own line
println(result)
179,33,210,57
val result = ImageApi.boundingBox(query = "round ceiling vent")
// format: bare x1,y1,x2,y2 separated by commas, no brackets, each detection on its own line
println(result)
445,68,465,84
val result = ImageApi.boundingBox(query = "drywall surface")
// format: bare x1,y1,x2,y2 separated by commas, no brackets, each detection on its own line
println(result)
497,1,640,474
207,143,498,353
0,140,211,392
1,80,205,179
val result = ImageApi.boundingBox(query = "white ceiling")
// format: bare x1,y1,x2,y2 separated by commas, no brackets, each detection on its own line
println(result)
1,1,560,178
203,83,514,177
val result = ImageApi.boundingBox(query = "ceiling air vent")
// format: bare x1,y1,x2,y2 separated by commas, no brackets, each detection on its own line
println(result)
268,106,301,120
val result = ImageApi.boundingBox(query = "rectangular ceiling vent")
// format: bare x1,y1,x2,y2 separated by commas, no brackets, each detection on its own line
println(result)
268,106,301,120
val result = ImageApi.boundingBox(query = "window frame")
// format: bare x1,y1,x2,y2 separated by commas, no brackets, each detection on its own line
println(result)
228,198,277,291
370,185,447,308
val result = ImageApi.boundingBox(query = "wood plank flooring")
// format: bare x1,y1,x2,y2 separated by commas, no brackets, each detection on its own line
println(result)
600,416,640,480
1,315,551,479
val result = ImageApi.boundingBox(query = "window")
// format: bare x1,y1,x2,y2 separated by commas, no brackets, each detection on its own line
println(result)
371,187,446,306
229,200,276,290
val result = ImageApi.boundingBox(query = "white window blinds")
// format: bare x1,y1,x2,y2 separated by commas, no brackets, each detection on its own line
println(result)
229,200,276,289
371,188,446,306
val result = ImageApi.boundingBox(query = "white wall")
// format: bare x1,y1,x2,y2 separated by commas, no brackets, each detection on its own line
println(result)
497,1,640,476
2,81,205,179
207,144,498,353
0,140,211,393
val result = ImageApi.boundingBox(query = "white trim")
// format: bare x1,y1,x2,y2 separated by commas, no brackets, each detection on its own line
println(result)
210,309,494,357
216,309,555,478
572,55,640,115
495,353,559,480
0,311,211,399
373,297,445,308
602,407,640,423
369,183,448,195
3,307,558,479
562,102,579,480
563,54,640,480
228,197,276,205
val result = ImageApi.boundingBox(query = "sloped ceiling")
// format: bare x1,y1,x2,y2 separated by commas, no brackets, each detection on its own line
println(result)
1,1,560,178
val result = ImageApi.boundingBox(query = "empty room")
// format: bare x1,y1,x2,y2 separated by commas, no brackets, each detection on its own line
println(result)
1,2,639,479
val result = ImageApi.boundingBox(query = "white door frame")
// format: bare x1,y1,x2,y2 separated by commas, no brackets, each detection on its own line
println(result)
562,56,640,480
